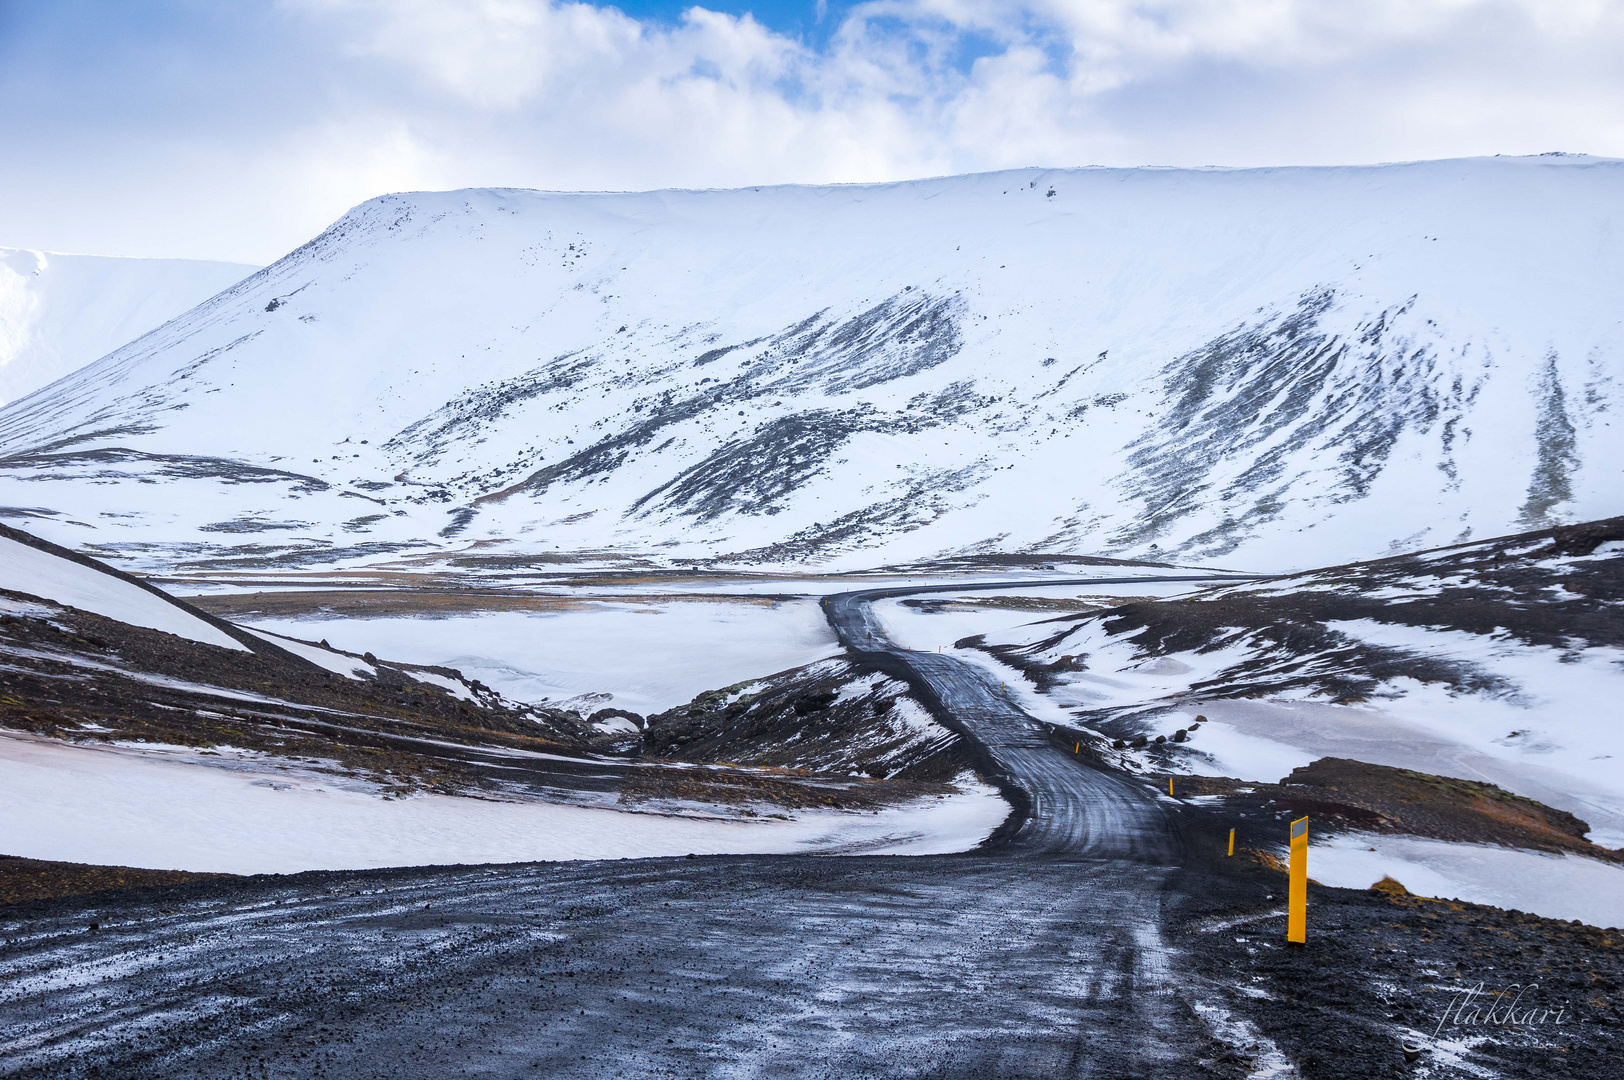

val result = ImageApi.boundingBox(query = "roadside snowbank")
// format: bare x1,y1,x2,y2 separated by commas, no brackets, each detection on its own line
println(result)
1310,833,1624,928
0,733,1007,873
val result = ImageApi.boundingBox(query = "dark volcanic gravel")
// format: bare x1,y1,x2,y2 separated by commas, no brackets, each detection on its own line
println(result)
3,824,1620,1080
1173,855,1624,1080
0,855,226,906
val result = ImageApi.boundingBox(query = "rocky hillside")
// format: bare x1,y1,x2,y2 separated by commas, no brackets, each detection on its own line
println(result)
0,522,965,813
969,515,1624,843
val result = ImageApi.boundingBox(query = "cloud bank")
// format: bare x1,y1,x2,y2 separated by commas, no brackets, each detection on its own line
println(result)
2,0,1621,262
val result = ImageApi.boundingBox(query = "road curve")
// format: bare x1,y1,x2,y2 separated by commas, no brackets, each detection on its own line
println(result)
0,574,1263,1079
821,575,1251,860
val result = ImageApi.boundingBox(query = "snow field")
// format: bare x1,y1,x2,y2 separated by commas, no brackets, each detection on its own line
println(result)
0,732,1009,873
868,580,1212,654
1186,697,1624,850
947,573,1624,922
982,612,1624,847
241,598,842,715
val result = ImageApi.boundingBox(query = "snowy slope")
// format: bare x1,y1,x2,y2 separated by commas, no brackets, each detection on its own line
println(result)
0,156,1620,574
0,247,255,406
0,526,246,651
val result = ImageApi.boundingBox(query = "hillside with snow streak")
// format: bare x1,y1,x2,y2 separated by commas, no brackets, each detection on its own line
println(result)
0,156,1620,575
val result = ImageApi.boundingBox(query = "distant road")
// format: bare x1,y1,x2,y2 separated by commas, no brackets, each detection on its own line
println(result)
822,574,1254,856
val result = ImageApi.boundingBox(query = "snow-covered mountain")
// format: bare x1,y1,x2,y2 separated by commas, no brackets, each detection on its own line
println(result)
0,247,255,406
0,156,1620,574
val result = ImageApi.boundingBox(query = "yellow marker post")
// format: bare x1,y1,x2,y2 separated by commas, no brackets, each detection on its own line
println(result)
1168,777,1174,797
1288,816,1309,944
1227,828,1235,857
1074,742,1080,754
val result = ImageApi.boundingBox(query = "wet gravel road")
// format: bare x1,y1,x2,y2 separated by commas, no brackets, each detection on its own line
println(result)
2,577,1265,1080
822,576,1242,858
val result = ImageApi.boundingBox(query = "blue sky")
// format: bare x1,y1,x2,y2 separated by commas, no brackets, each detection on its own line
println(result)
612,1,849,39
3,1,1622,264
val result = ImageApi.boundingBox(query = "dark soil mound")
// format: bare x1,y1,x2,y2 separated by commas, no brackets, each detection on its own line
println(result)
1168,756,1622,860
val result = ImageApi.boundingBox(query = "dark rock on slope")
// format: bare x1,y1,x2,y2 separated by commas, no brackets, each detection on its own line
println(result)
642,657,970,781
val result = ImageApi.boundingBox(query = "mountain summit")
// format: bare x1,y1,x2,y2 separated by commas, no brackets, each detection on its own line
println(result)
1,156,1619,574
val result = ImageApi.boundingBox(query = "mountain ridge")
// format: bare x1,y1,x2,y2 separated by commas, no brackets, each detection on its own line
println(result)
0,155,1619,574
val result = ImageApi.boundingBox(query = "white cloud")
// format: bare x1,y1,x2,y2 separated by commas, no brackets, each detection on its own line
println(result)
304,0,651,108
4,1,1624,262
284,0,1624,179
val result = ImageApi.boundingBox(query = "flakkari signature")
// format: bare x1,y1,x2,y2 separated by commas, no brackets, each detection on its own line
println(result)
1432,982,1569,1037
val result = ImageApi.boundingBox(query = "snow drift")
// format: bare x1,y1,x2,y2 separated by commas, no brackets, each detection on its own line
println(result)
1,156,1620,574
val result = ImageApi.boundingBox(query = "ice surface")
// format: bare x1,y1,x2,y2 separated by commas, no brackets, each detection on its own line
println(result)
0,536,246,652
0,595,55,619
0,732,1009,873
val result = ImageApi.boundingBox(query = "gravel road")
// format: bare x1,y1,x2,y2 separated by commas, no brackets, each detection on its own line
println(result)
2,576,1282,1079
